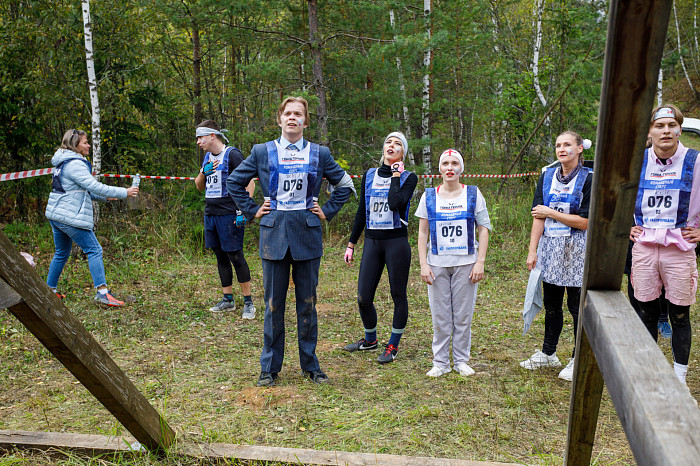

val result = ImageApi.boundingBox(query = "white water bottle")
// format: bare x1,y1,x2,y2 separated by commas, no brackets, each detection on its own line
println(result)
131,174,141,188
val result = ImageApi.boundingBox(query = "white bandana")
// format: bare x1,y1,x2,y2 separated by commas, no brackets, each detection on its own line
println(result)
195,126,229,143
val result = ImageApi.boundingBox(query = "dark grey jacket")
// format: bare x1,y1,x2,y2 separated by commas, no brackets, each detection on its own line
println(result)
227,139,351,261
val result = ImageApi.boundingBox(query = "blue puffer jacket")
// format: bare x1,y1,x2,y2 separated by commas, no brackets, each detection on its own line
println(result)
45,149,128,230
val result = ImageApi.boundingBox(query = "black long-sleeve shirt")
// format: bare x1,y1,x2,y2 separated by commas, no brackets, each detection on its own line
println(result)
349,164,418,243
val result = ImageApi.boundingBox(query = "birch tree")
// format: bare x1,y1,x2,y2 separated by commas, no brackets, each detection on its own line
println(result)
390,9,413,165
422,0,432,174
81,0,102,229
81,0,101,176
674,0,699,98
532,0,547,108
695,0,699,67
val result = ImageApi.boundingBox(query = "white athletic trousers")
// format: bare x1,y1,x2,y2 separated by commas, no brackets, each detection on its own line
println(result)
427,263,478,368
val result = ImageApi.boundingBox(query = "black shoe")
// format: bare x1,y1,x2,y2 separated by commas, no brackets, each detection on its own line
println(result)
256,371,278,387
344,338,378,352
303,369,329,384
377,344,398,364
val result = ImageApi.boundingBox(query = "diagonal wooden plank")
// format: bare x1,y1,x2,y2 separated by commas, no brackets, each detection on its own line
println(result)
566,1,675,464
581,291,700,465
0,231,174,452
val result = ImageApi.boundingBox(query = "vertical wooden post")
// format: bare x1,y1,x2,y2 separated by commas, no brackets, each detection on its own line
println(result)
565,0,673,464
0,231,175,452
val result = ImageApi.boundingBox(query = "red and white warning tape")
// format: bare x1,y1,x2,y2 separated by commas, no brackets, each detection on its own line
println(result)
101,174,196,181
0,168,55,182
1,168,539,182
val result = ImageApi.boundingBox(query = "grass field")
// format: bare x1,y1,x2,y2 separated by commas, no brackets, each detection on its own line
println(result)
1,179,698,465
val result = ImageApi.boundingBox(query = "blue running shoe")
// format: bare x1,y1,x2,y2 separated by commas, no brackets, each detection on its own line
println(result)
658,321,672,339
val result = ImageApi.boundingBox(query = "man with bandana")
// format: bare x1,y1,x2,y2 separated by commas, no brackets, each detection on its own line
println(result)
227,97,353,386
195,120,256,319
630,104,700,386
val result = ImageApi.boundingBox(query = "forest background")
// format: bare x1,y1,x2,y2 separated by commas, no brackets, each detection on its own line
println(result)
2,0,698,217
2,1,700,464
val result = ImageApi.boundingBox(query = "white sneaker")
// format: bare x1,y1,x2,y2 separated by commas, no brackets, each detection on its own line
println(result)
519,350,561,370
454,362,475,377
426,365,451,377
558,359,575,381
241,301,256,320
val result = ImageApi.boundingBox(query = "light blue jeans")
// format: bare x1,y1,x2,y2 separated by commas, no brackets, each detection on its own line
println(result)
47,220,106,289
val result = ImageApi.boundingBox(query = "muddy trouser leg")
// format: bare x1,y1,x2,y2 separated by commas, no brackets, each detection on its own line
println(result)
259,252,291,374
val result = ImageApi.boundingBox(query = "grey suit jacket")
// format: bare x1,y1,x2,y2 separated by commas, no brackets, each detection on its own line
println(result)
227,139,351,261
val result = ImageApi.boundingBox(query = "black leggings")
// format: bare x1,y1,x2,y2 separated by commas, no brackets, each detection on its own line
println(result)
212,246,251,287
638,298,692,365
542,282,580,359
627,276,670,323
357,238,411,332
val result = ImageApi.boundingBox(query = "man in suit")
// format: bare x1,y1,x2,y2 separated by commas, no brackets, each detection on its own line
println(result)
227,96,353,386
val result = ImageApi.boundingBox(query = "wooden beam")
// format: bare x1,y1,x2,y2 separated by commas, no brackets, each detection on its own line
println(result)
0,430,135,456
583,0,673,292
0,430,523,466
193,443,522,465
0,231,175,452
566,0,674,464
580,291,700,465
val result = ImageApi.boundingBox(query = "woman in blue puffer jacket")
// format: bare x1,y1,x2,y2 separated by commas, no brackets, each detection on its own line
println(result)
45,129,139,306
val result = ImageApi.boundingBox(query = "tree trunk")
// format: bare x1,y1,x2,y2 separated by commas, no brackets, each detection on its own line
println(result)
81,0,101,176
422,0,432,177
657,67,664,106
192,20,203,124
674,1,699,98
389,9,413,164
307,0,329,145
300,50,307,91
81,0,101,226
695,0,699,70
533,0,547,108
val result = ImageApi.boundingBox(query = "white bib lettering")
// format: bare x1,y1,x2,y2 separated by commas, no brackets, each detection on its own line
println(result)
204,148,227,199
638,159,684,229
434,189,471,254
368,172,394,229
544,175,577,237
274,140,311,211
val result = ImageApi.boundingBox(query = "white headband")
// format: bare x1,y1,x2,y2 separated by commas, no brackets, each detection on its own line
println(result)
439,149,464,174
653,107,676,122
196,126,229,143
384,131,408,156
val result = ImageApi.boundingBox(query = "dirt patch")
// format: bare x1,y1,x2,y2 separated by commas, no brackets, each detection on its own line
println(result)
235,386,304,411
316,338,342,353
315,302,336,317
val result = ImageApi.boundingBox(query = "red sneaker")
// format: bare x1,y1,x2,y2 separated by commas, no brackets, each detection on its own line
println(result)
94,291,125,307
